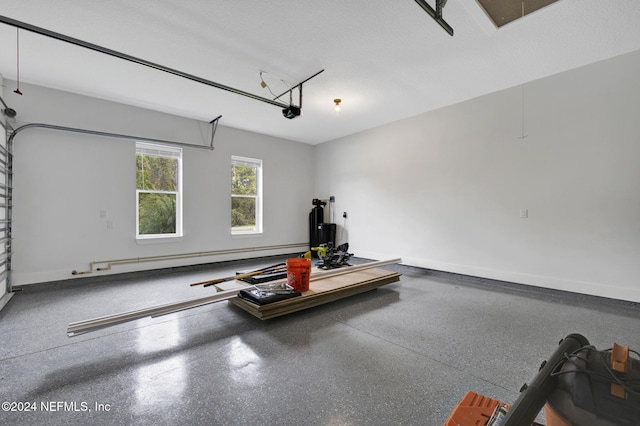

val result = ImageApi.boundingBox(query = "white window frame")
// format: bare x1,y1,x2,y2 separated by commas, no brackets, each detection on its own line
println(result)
231,155,263,236
136,142,183,240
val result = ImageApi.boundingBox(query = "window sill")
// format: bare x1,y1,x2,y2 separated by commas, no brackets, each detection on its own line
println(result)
231,232,263,239
136,236,183,245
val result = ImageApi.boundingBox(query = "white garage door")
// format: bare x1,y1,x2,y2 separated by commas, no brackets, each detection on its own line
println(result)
0,94,12,312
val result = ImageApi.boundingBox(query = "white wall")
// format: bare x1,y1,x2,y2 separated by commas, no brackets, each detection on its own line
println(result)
7,82,313,284
6,49,640,303
315,49,640,303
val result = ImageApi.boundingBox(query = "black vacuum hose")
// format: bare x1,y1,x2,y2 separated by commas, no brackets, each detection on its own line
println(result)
501,333,590,426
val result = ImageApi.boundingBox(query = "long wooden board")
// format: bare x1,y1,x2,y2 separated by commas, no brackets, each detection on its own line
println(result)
228,267,400,320
67,260,401,336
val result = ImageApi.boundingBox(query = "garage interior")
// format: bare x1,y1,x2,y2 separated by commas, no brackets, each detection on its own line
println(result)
1,1,640,425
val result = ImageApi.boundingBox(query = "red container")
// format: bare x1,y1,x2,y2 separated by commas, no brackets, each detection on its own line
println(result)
286,258,311,292
444,391,509,426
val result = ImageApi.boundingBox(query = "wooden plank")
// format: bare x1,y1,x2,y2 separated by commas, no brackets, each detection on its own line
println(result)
228,268,400,320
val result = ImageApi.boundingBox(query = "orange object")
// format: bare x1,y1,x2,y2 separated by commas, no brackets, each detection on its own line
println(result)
544,403,572,426
611,342,629,399
444,391,508,426
286,258,311,292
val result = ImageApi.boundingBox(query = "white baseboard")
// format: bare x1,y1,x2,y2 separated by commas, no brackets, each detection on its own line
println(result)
356,250,640,304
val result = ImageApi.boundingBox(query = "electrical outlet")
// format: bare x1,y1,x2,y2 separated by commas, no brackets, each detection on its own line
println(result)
520,209,528,219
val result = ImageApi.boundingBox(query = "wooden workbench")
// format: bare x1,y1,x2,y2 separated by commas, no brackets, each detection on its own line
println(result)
227,267,401,320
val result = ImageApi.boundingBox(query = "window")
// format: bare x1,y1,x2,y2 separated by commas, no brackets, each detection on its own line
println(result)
136,142,182,239
231,156,262,235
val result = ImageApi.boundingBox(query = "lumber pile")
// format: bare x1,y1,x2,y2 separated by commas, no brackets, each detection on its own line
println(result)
228,267,400,319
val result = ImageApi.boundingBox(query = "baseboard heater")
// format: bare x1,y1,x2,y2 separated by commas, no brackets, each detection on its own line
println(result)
71,242,308,276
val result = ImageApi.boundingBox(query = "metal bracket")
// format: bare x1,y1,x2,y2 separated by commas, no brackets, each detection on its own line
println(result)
274,69,325,108
209,115,222,149
414,0,454,36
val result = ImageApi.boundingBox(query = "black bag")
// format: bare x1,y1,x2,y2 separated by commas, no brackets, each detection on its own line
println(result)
238,284,301,306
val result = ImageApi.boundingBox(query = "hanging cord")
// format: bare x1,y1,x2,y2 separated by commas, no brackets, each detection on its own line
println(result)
14,28,22,95
518,2,528,139
519,84,527,139
550,346,640,397
259,71,285,99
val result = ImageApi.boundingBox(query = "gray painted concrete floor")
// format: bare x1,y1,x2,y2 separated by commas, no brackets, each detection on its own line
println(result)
1,257,639,426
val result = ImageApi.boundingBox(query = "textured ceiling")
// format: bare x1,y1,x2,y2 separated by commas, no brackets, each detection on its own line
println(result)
1,0,640,144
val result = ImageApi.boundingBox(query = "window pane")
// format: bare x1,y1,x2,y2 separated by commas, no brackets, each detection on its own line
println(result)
231,155,261,235
231,164,257,196
231,197,256,229
137,154,178,191
138,192,177,235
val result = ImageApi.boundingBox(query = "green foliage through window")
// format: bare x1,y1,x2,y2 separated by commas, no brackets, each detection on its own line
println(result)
137,155,178,191
232,197,256,228
136,143,182,237
138,193,177,234
232,156,262,233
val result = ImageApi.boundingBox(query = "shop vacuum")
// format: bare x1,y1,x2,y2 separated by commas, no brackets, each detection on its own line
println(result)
444,333,640,426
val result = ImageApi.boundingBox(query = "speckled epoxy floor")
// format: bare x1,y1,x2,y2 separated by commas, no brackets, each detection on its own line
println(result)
1,257,639,425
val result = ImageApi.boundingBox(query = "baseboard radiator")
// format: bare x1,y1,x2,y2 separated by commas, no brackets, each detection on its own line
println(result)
71,242,308,276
